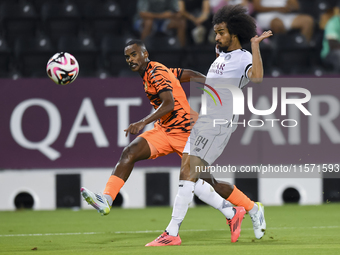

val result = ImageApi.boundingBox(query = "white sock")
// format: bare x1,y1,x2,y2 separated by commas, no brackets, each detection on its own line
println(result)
166,180,195,236
103,194,113,205
248,202,258,215
194,179,235,220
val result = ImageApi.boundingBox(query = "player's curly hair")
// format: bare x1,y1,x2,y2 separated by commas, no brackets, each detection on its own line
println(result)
212,5,256,45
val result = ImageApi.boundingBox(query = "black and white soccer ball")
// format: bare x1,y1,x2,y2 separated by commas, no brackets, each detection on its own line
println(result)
46,52,79,85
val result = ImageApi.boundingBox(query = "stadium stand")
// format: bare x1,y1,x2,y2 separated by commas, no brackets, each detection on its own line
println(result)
0,2,39,44
0,0,338,78
101,33,136,76
41,2,82,42
82,0,124,44
0,35,11,78
144,35,183,68
14,36,56,77
57,35,99,77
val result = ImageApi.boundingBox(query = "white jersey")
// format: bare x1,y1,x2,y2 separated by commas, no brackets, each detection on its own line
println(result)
204,49,252,121
183,49,253,165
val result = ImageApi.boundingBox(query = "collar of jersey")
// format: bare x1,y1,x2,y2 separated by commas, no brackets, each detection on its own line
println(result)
141,61,152,77
219,49,241,55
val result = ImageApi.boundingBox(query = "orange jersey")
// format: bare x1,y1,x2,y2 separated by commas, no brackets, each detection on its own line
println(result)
169,67,183,81
142,61,196,134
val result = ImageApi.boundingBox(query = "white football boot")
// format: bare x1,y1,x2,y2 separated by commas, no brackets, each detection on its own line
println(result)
250,202,266,239
81,187,111,216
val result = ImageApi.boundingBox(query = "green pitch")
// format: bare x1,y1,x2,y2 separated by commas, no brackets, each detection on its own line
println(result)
1,203,340,255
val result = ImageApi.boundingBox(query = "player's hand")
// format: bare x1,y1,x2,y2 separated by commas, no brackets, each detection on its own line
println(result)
124,121,146,136
250,30,273,44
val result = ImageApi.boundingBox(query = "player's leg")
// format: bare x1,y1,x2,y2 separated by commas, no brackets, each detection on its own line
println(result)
270,17,286,34
194,178,246,243
141,18,154,40
178,121,246,241
81,137,151,215
145,153,200,246
165,153,200,235
291,14,314,42
168,13,186,47
169,133,243,240
202,174,266,239
189,119,266,239
103,137,151,201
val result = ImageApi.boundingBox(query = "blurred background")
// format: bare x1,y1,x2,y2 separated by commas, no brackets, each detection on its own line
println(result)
0,0,340,212
0,0,340,79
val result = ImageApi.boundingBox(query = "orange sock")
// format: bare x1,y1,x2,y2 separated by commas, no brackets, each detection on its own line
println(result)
227,185,254,212
103,175,125,201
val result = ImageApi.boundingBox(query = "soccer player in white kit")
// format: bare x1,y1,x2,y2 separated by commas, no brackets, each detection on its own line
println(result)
146,5,273,246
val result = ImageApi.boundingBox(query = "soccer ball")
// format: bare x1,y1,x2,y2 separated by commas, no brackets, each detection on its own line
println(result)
46,52,79,85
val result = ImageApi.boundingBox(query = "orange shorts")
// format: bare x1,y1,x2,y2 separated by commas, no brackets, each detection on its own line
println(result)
139,123,190,159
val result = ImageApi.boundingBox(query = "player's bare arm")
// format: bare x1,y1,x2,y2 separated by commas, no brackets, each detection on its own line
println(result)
247,30,273,83
124,90,174,136
179,69,206,83
253,0,291,13
139,11,175,20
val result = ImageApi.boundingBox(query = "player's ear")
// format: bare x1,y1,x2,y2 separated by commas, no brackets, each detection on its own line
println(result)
144,50,149,60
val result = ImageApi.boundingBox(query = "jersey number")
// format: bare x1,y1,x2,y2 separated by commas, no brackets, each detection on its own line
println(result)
194,136,209,149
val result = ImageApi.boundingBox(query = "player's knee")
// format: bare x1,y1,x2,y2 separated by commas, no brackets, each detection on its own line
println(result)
143,18,153,29
302,15,314,28
179,17,186,29
179,166,199,182
120,146,137,164
270,18,285,33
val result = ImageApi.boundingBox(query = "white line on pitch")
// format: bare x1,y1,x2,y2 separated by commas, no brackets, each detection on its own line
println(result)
0,226,339,237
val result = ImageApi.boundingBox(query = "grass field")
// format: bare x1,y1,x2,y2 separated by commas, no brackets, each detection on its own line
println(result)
1,204,340,255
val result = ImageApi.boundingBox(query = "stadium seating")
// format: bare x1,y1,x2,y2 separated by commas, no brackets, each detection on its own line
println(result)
188,45,217,75
0,36,11,78
14,36,56,77
57,35,99,77
144,35,184,68
0,2,39,44
271,31,314,74
0,0,338,78
32,0,60,13
41,2,82,42
82,0,124,44
101,34,136,75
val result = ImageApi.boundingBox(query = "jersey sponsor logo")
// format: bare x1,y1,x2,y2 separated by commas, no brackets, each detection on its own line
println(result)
225,54,231,61
194,147,201,152
208,61,226,75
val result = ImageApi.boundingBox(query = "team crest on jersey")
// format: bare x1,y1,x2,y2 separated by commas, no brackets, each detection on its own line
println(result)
225,54,231,61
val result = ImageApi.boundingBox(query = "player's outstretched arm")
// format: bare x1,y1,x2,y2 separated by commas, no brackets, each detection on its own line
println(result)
124,91,174,136
180,69,206,83
248,30,273,84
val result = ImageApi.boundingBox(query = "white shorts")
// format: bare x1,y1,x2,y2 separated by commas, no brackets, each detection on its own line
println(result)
256,12,298,30
183,116,233,165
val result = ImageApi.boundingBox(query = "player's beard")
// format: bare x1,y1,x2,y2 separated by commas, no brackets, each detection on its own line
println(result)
218,38,232,53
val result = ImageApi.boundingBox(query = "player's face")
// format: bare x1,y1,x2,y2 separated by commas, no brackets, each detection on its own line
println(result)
124,44,148,72
214,22,232,51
